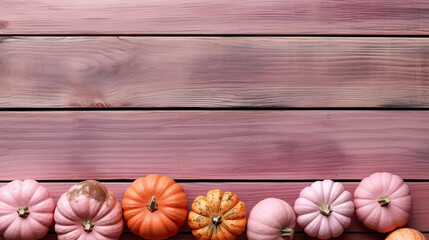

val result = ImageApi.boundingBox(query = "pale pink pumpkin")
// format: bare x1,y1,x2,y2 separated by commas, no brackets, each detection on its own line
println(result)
247,198,296,240
294,180,354,240
0,179,55,240
354,172,412,233
54,180,123,240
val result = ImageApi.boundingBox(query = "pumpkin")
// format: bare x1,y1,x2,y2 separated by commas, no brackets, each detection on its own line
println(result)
188,189,247,240
54,180,123,240
386,228,427,240
122,174,188,240
247,198,296,240
294,180,354,240
354,172,412,233
0,179,55,240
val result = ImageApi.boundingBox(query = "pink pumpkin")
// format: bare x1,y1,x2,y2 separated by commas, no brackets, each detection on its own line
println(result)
247,198,296,240
0,179,55,240
294,180,354,240
354,172,412,233
54,180,123,240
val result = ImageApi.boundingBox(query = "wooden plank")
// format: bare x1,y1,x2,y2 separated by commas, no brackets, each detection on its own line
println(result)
1,37,429,108
1,1,429,34
0,182,427,232
1,111,429,180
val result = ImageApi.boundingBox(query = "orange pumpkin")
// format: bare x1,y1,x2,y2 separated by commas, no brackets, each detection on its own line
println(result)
188,189,247,240
122,174,188,240
386,228,427,240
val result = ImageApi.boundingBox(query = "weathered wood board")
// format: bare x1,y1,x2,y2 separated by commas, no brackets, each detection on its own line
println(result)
1,0,429,35
2,0,429,239
1,111,428,180
1,37,429,108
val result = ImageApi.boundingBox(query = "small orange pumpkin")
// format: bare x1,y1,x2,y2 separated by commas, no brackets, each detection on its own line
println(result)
386,228,427,240
122,174,188,240
188,189,247,240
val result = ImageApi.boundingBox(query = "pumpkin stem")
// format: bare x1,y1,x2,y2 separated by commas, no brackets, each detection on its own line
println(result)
82,220,94,233
378,196,391,207
212,214,222,226
16,206,30,218
281,227,294,236
147,195,158,212
319,203,332,216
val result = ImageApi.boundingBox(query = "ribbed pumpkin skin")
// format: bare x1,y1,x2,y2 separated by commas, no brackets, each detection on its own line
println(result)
0,180,55,240
354,172,412,233
188,189,247,240
54,180,123,240
247,198,296,240
294,180,354,240
386,228,428,240
122,174,188,240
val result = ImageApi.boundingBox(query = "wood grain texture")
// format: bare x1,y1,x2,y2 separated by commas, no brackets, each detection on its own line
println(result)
1,37,429,108
0,182,427,232
1,0,429,34
5,233,417,240
0,111,429,180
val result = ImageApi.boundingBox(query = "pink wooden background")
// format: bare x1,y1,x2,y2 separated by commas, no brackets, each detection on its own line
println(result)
1,0,429,239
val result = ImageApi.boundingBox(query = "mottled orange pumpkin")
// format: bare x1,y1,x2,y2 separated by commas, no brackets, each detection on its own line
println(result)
386,228,427,240
188,189,247,240
122,174,188,240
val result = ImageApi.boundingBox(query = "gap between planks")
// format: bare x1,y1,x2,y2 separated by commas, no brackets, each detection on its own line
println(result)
2,108,429,111
1,179,429,183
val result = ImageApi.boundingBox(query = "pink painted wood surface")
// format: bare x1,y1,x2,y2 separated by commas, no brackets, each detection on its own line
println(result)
16,233,427,240
0,111,428,180
0,182,427,232
1,0,429,34
1,37,429,108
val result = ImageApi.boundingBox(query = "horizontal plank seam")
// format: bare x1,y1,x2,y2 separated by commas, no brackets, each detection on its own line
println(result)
122,232,429,234
3,34,429,38
1,179,429,183
44,231,429,234
1,107,429,111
